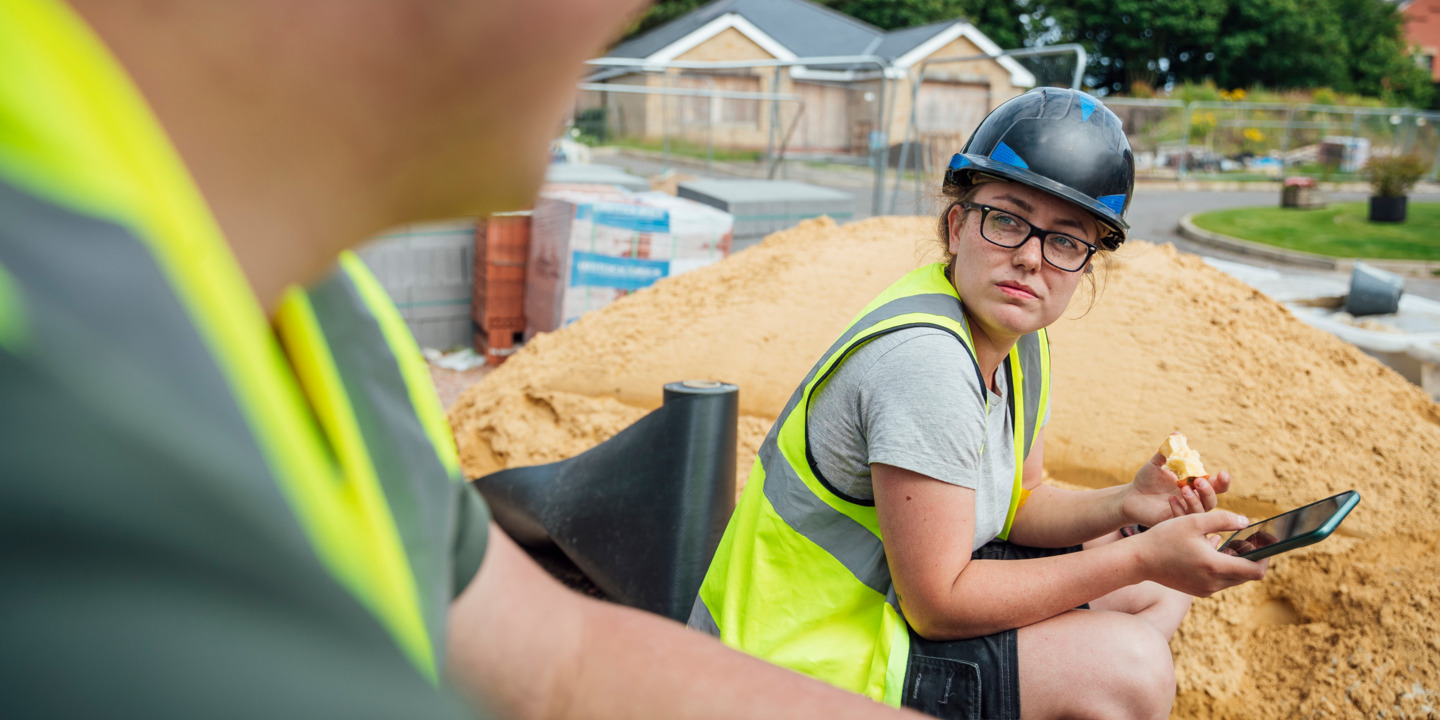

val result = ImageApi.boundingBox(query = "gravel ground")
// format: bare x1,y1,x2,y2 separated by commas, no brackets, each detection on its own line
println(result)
429,364,492,411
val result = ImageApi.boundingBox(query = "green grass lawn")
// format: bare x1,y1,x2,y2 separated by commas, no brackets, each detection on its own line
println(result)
1190,201,1440,260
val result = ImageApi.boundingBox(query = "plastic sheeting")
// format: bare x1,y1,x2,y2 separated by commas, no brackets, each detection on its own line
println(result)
471,380,738,622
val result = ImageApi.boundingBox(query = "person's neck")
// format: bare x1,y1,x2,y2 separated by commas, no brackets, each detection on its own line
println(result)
951,266,1018,392
962,312,1017,394
73,2,408,315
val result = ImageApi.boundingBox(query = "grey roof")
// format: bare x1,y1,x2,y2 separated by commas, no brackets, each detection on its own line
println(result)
605,0,959,63
869,20,956,60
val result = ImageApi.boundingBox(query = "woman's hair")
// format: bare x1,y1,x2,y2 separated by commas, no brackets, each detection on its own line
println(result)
934,175,1114,313
934,181,983,269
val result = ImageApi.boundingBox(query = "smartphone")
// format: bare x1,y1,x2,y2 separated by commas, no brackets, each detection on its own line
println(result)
1217,490,1360,561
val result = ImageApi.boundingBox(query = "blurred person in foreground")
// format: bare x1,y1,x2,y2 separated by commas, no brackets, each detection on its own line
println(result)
0,1,925,718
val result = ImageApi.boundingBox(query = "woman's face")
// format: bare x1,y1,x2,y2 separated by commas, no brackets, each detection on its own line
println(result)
947,181,1098,344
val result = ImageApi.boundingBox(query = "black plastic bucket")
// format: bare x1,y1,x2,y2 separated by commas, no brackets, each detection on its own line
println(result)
1344,261,1405,316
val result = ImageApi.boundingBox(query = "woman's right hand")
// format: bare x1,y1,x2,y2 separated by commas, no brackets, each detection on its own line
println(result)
1132,512,1269,597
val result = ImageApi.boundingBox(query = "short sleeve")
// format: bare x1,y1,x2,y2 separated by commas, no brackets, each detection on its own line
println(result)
859,330,992,489
451,484,492,596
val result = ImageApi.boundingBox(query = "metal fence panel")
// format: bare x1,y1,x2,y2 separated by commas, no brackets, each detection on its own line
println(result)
1100,98,1187,179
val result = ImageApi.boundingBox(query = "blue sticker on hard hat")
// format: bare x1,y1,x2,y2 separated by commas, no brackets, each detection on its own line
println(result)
1080,95,1096,121
1096,194,1126,214
990,142,1029,169
948,154,971,170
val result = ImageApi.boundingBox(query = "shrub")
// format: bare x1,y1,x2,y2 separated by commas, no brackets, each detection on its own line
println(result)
574,107,608,145
1363,154,1428,197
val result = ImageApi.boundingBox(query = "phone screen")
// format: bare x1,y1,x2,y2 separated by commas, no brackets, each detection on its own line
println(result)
1219,492,1355,558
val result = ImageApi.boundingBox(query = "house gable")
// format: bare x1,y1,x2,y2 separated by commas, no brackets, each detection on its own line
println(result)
893,24,1036,88
674,24,779,63
651,12,794,64
604,0,1032,89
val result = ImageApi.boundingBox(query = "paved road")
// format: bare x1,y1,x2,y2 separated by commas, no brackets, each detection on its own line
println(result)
595,153,1440,301
1129,189,1440,302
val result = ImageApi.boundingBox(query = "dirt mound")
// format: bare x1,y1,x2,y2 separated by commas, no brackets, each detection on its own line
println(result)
449,216,1440,719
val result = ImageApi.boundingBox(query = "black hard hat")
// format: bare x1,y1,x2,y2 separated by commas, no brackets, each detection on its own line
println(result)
944,87,1134,248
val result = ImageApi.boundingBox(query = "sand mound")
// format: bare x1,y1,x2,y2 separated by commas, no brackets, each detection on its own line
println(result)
449,216,1440,719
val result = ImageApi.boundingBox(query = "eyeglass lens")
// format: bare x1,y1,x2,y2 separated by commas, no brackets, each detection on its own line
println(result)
980,208,1090,271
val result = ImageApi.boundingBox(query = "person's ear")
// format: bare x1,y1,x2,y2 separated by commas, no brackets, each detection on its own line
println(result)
947,204,965,255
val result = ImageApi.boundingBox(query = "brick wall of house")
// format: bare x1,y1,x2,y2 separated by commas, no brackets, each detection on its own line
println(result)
1403,0,1440,82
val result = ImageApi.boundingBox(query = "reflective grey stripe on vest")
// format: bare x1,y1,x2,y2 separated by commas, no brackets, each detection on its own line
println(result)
0,178,289,510
688,596,720,636
759,293,975,601
1016,332,1046,459
763,435,893,594
0,177,434,677
306,268,460,660
756,291,1045,610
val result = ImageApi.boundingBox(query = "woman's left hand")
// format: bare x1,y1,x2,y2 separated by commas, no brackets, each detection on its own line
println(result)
1120,452,1232,527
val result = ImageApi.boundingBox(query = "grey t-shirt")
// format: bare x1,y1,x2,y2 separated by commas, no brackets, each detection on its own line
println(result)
808,326,1045,550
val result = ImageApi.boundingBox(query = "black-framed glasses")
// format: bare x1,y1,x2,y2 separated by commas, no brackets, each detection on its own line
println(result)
961,202,1098,273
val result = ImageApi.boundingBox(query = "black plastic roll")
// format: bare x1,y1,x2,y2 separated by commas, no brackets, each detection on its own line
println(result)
471,380,739,622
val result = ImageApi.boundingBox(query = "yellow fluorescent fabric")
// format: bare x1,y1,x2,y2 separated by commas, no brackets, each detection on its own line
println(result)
696,262,1050,705
274,290,438,682
339,252,461,478
2,0,439,681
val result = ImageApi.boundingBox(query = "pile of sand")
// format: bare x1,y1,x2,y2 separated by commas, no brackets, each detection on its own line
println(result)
449,216,1440,719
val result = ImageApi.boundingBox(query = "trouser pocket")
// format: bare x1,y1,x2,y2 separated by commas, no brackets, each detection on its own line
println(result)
901,654,981,720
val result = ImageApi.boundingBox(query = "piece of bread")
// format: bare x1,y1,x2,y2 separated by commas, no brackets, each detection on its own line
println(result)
1159,432,1207,486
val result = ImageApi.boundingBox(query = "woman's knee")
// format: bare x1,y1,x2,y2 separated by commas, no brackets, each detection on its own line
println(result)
1019,612,1175,720
1093,615,1176,719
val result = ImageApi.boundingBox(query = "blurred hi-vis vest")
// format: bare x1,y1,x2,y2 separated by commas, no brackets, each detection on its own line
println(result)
0,0,476,683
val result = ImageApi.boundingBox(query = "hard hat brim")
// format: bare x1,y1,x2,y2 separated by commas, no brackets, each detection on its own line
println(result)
946,154,1130,235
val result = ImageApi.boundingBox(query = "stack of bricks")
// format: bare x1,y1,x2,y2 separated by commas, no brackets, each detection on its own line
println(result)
473,212,531,366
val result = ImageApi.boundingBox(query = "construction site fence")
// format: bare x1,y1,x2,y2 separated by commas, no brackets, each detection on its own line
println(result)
1101,99,1440,183
571,89,1440,217
571,48,1440,217
573,47,1087,216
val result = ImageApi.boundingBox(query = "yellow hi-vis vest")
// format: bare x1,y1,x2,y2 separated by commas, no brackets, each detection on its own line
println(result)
0,0,483,685
689,262,1050,705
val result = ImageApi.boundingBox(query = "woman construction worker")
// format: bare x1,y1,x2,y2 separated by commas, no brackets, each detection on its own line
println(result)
689,88,1268,720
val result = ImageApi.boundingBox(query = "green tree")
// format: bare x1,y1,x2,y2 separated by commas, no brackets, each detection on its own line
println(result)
1203,0,1348,91
1038,0,1431,106
1333,0,1434,107
1037,0,1228,91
